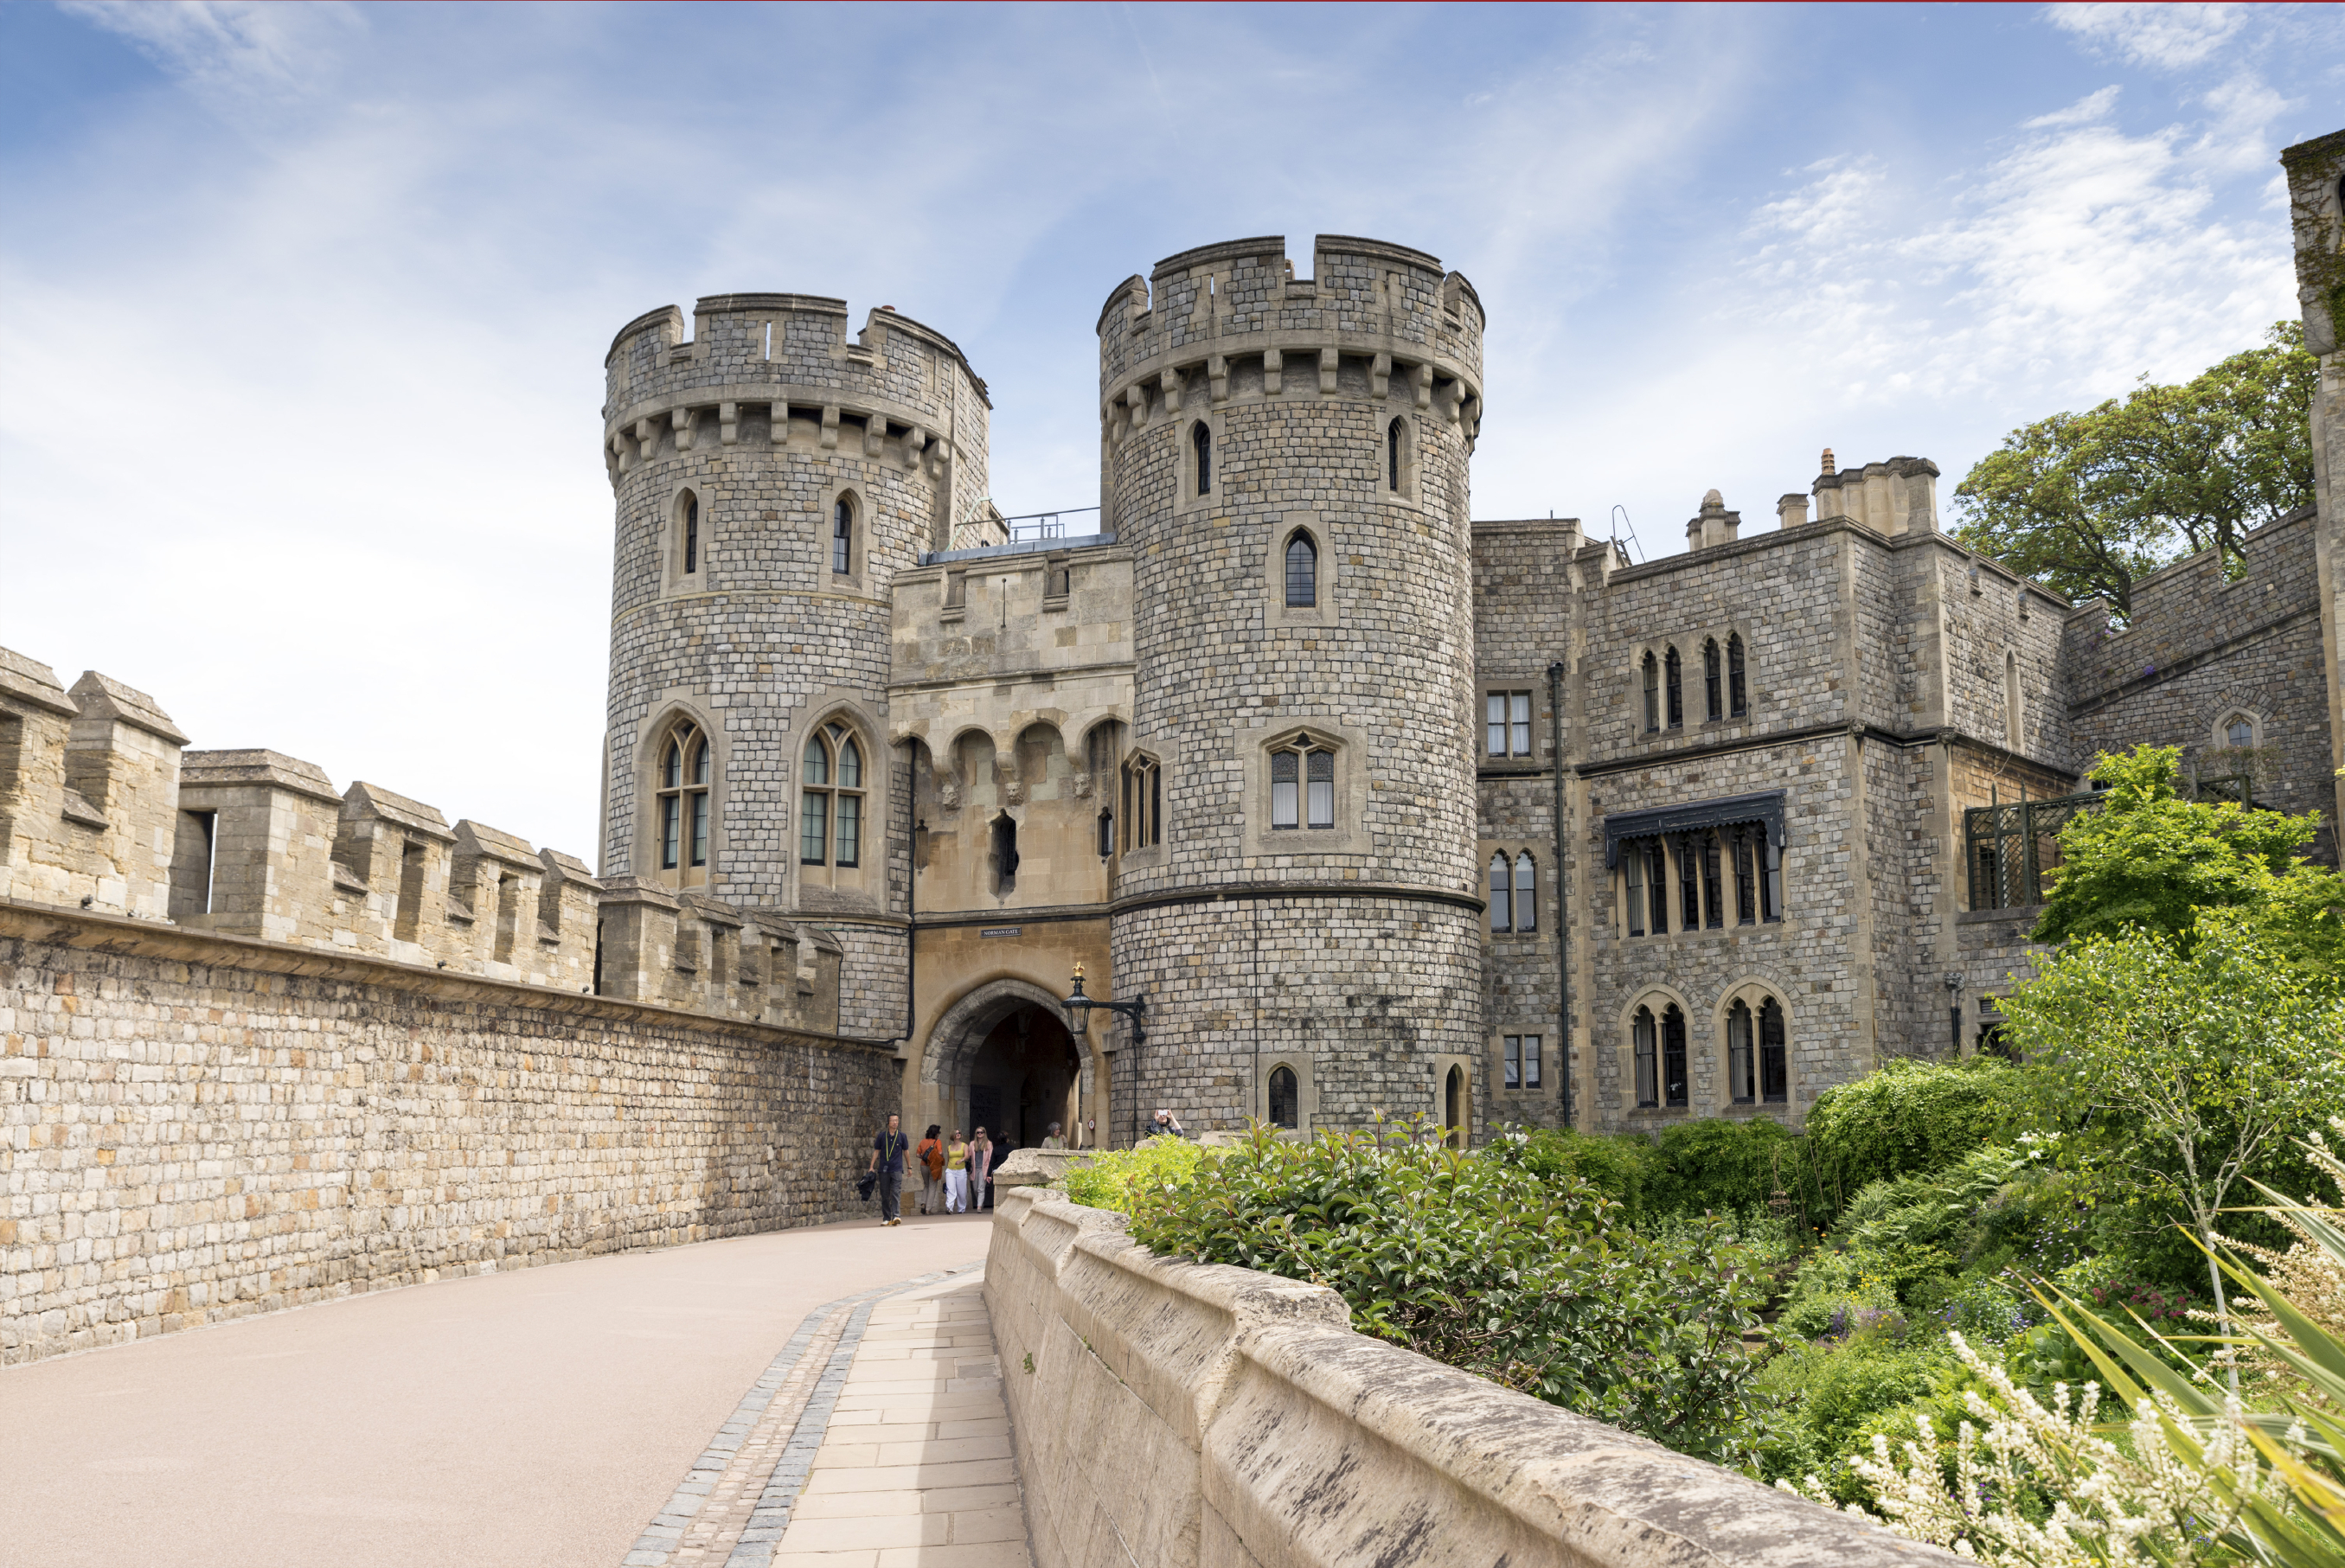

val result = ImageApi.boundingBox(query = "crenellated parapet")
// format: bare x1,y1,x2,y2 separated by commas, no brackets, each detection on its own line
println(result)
600,294,990,505
1096,234,1486,467
0,640,699,1008
594,876,842,1030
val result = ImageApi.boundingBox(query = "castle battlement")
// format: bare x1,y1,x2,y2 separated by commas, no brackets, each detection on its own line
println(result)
0,642,844,1032
1097,234,1484,451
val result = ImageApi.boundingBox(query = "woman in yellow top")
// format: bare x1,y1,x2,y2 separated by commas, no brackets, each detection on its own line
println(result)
944,1131,971,1213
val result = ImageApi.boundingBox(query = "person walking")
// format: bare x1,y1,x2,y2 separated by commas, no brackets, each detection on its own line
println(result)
866,1113,910,1226
914,1124,945,1216
971,1127,993,1214
944,1130,971,1213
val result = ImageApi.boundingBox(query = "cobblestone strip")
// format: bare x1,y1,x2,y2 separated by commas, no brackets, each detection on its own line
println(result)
723,1296,881,1568
622,1264,982,1568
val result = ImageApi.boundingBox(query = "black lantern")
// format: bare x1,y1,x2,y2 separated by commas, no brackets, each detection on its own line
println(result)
1061,962,1144,1041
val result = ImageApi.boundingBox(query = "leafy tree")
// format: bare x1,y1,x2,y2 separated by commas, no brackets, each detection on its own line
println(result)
2001,917,2345,1364
1951,323,2316,617
2033,746,2343,979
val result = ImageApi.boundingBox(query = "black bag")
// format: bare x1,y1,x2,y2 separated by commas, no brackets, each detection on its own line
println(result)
856,1169,878,1202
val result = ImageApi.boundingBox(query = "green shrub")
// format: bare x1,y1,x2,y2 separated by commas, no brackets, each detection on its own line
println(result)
1128,1120,1778,1470
1805,1058,2019,1218
1061,1135,1207,1214
1756,1334,1962,1499
1508,1118,1821,1230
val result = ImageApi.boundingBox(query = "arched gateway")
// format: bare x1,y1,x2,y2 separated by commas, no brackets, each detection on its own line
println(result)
919,977,1102,1150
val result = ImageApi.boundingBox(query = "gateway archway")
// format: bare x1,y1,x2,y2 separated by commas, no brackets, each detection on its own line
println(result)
922,977,1101,1152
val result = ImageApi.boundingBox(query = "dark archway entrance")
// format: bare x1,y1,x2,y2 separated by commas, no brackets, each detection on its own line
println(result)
967,1005,1078,1155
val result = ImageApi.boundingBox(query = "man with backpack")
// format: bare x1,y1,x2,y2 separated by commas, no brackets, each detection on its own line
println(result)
866,1113,910,1226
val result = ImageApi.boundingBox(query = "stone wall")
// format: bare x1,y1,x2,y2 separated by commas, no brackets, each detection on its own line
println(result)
2063,507,2337,863
985,1186,1951,1568
0,900,897,1367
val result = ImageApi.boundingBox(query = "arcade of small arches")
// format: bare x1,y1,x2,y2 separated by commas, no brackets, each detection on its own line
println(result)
1638,634,1750,733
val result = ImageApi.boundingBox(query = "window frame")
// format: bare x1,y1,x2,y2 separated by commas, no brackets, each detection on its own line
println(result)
1120,751,1163,853
1284,529,1318,608
1664,645,1684,729
650,714,715,889
1727,999,1755,1105
1489,851,1511,933
1662,1004,1688,1109
1483,688,1535,760
1727,633,1748,717
798,715,870,880
832,496,855,577
1759,996,1789,1104
1633,1007,1659,1108
1267,733,1337,832
667,486,708,595
1702,638,1721,721
1192,419,1214,498
1641,652,1660,733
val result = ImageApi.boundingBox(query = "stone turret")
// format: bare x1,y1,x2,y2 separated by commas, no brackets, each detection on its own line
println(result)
1095,234,1488,1142
600,291,993,1037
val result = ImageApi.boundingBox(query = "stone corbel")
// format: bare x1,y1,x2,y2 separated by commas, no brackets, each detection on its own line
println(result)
864,414,887,458
1318,348,1339,394
1125,382,1150,430
1161,368,1183,414
672,406,695,451
611,432,633,473
1371,352,1391,399
903,425,928,470
769,402,788,445
1263,349,1283,395
1437,380,1464,426
720,401,739,446
820,405,840,451
1412,363,1433,410
636,418,659,460
1208,354,1228,404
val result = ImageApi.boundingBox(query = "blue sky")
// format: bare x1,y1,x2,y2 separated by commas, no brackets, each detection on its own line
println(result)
2,3,2337,866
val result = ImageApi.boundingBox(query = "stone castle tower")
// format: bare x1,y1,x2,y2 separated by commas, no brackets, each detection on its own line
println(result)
1098,236,1490,1136
599,293,990,1037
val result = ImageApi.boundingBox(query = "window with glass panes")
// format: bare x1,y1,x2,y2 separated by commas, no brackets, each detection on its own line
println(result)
1485,691,1532,758
1269,737,1335,830
655,721,712,886
800,722,862,867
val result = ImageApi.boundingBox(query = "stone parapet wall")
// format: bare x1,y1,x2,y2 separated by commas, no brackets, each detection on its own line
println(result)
0,900,895,1366
986,1187,1952,1568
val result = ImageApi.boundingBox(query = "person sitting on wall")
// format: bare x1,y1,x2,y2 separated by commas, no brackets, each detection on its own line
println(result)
915,1124,945,1216
1151,1109,1189,1140
1040,1121,1067,1150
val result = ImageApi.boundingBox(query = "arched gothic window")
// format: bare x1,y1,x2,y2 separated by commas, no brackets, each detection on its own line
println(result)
1662,1003,1688,1108
1513,852,1536,933
1269,734,1336,830
2225,714,2254,749
800,721,863,867
1387,419,1403,491
657,720,712,886
1664,646,1683,729
1268,1065,1298,1130
1285,531,1317,608
1192,421,1213,496
1727,999,1755,1104
1489,852,1512,933
1642,653,1660,733
1759,997,1788,1104
1121,753,1162,850
682,491,701,576
832,496,855,576
1702,639,1721,721
1727,634,1747,716
1632,1007,1658,1108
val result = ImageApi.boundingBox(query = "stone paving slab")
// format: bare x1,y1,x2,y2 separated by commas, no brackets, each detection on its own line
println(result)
623,1266,1031,1568
765,1274,1033,1568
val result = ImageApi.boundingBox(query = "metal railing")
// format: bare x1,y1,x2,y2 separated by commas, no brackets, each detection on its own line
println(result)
1964,773,2257,911
999,507,1101,543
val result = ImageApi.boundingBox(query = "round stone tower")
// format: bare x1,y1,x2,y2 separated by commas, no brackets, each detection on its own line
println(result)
600,293,990,1037
1097,235,1487,1142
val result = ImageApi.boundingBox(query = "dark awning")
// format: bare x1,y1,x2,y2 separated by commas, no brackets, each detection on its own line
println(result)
1603,790,1785,868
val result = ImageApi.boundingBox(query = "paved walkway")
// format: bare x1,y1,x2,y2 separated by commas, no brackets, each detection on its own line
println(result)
0,1211,1007,1568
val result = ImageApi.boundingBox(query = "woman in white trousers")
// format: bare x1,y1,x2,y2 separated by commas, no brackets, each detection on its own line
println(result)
944,1131,971,1213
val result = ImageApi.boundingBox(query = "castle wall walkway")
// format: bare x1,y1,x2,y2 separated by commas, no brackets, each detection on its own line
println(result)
0,1213,996,1568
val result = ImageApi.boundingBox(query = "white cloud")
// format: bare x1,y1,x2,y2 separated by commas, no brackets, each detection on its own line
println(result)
2023,85,2123,129
62,1,362,102
2045,3,2244,71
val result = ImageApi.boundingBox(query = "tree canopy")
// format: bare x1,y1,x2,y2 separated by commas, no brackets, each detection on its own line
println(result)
1951,323,2316,618
2033,746,2344,979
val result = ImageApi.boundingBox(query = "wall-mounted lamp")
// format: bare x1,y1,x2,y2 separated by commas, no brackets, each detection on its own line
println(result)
1061,962,1145,1042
